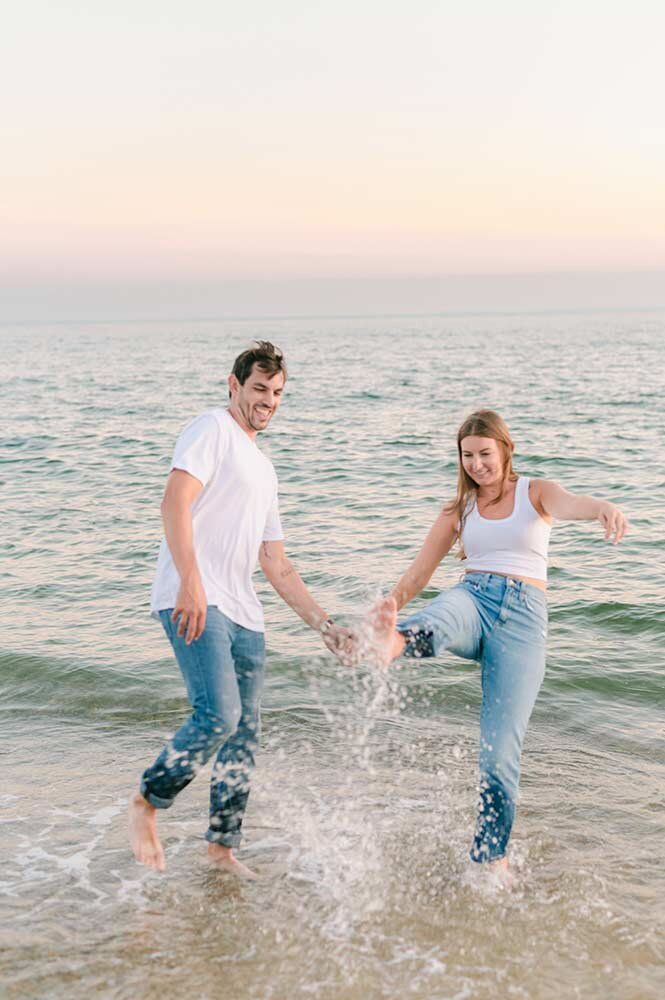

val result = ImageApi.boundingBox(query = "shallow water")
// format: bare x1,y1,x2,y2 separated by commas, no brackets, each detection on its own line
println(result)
2,313,664,998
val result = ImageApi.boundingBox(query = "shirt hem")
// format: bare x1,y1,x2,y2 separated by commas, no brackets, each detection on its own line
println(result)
150,596,265,633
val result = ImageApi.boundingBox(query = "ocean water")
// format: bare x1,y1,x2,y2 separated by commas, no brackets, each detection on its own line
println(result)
1,312,664,999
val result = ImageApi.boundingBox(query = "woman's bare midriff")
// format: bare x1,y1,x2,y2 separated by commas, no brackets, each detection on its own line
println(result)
465,570,547,592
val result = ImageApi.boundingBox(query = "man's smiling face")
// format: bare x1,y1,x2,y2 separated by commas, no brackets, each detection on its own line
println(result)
228,363,285,435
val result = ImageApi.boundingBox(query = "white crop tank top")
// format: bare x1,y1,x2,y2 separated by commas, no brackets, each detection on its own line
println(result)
460,477,552,581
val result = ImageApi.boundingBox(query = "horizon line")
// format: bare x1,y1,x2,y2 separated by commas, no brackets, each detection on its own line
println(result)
2,304,665,328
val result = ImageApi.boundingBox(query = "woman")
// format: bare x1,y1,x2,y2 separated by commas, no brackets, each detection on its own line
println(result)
362,409,627,875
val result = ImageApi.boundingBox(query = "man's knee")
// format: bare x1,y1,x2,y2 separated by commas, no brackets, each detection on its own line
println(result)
195,702,242,743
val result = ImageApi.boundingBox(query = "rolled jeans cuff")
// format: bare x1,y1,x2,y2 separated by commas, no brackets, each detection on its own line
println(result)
469,844,507,864
396,624,435,658
140,779,175,810
205,829,242,848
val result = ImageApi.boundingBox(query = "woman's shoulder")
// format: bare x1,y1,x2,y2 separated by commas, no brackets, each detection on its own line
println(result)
437,500,467,535
526,476,559,496
524,477,556,521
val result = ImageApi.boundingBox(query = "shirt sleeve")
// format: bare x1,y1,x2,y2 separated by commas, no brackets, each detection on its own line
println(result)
262,489,284,541
170,412,223,487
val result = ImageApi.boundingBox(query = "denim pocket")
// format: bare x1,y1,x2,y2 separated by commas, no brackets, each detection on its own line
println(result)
522,588,548,618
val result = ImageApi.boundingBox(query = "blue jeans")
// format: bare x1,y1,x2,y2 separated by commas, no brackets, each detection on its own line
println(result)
140,607,265,848
397,572,547,863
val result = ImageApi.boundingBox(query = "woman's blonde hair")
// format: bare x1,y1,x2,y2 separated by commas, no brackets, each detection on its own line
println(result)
445,409,517,553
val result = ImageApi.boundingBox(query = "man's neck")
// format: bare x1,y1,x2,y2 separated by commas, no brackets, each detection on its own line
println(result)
227,405,257,440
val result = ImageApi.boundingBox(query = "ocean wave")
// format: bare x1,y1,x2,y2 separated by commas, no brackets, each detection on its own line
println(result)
550,600,665,637
0,651,184,722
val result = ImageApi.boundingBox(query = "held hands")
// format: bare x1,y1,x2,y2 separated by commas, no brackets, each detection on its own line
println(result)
318,620,356,666
317,600,399,668
597,501,628,544
172,571,208,644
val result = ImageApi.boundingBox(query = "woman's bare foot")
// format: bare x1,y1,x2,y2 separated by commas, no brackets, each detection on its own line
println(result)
128,794,165,872
364,596,405,666
206,843,257,879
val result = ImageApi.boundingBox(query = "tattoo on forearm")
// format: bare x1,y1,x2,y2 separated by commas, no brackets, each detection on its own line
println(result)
262,542,272,559
280,566,295,579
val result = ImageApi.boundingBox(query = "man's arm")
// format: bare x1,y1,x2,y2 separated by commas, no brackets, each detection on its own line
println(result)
535,480,628,543
390,509,458,611
161,469,208,643
258,539,328,627
258,540,347,653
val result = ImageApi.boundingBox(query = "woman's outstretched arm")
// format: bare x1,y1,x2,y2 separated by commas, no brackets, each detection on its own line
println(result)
390,509,458,610
535,480,628,543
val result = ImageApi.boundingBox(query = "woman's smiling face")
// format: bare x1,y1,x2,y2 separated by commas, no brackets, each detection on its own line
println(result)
460,435,504,488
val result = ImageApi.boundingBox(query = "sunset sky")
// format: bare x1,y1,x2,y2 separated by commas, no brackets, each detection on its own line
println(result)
3,1,664,316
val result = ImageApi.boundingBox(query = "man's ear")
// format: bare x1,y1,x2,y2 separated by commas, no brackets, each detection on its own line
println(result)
228,373,239,397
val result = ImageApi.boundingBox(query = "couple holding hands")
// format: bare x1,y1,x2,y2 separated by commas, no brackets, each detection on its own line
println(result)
129,341,627,880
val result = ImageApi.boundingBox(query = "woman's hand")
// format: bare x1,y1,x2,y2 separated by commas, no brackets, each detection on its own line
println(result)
597,501,628,544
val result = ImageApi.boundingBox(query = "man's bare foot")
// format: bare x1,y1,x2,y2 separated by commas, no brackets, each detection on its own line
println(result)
128,793,165,872
488,856,514,889
206,843,257,879
363,596,405,666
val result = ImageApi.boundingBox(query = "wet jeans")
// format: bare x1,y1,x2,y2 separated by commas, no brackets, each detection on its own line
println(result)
397,572,547,862
140,606,265,848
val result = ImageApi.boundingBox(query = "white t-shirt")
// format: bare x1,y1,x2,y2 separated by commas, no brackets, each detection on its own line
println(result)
150,408,283,631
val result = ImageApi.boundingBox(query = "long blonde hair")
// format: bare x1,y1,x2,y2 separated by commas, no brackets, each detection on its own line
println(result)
445,409,517,552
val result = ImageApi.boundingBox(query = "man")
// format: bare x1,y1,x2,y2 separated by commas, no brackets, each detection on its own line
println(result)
128,341,345,875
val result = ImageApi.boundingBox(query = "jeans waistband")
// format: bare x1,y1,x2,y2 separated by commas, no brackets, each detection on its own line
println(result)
461,571,548,603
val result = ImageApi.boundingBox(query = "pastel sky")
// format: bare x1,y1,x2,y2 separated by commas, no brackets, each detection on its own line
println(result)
3,1,665,314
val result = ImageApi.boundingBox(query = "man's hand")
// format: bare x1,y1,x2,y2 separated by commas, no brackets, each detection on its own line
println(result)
320,621,356,666
172,571,208,644
597,501,628,544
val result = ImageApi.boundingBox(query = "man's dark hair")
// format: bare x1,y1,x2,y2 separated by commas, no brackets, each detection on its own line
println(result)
231,341,287,388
